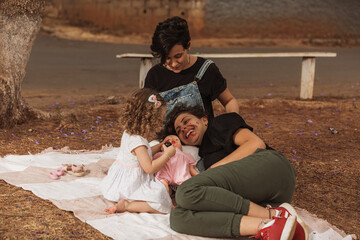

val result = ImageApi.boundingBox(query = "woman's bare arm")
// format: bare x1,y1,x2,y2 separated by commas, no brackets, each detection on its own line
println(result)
217,88,240,114
209,128,266,168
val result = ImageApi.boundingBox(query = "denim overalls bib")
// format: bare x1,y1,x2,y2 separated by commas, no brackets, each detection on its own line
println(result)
160,59,214,117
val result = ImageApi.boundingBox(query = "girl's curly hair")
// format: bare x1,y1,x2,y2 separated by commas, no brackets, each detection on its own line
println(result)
121,88,166,141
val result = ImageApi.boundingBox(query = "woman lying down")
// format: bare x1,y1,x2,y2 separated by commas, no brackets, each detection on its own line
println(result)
164,104,308,240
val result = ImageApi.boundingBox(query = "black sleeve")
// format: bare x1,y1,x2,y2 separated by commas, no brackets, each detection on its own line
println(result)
211,113,253,134
208,113,253,153
200,113,254,169
144,67,156,89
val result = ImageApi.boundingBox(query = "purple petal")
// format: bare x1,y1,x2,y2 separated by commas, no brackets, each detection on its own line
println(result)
307,120,313,123
35,140,39,144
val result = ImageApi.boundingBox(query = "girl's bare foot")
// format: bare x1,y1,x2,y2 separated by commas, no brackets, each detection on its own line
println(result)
105,205,117,214
105,199,128,214
115,199,128,213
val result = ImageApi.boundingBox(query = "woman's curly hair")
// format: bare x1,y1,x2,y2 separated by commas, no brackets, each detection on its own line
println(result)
121,88,166,141
150,16,191,64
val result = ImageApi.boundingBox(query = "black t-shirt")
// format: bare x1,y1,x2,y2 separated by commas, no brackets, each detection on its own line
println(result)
144,57,227,117
199,113,273,169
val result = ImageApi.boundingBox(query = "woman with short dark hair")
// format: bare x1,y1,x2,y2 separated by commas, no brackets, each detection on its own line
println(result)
145,16,240,118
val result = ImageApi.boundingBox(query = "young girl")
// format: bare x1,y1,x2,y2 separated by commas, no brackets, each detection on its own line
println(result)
154,135,199,194
100,88,176,214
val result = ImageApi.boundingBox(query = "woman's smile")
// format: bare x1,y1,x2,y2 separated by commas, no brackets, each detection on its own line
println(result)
186,129,194,138
174,113,208,146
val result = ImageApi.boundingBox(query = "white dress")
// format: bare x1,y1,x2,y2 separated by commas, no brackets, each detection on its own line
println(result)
100,131,172,213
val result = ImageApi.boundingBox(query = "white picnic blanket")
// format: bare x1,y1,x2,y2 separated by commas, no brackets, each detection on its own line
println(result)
0,146,355,240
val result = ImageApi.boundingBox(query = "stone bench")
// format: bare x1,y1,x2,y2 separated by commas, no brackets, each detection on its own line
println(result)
116,52,336,99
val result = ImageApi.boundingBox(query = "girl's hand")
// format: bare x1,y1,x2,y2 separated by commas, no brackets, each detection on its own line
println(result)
162,143,176,159
159,139,170,151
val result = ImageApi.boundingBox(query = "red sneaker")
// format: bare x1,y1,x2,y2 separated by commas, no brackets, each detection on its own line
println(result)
269,202,297,218
253,216,297,240
269,203,309,240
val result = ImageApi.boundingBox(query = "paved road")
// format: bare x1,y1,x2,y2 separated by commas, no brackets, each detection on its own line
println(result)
24,34,360,99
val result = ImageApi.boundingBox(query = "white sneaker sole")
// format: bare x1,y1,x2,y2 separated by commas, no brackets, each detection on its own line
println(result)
280,203,309,240
280,215,297,240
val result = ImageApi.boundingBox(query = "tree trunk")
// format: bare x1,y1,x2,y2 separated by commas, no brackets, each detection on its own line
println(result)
0,0,44,128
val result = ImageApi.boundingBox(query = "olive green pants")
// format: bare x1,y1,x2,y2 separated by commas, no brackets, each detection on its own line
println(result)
170,149,296,238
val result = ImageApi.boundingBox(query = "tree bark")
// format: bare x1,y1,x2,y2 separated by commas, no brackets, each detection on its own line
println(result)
0,0,44,128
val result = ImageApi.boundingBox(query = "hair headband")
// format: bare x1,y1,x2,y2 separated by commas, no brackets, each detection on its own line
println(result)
148,94,162,108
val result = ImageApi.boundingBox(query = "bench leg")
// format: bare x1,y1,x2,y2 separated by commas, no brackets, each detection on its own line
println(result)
139,58,153,88
300,57,316,100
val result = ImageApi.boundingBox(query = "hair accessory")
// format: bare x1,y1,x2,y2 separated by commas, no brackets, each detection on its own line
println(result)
148,94,162,108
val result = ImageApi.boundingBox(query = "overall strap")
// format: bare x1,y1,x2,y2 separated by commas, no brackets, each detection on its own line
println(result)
195,59,214,82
